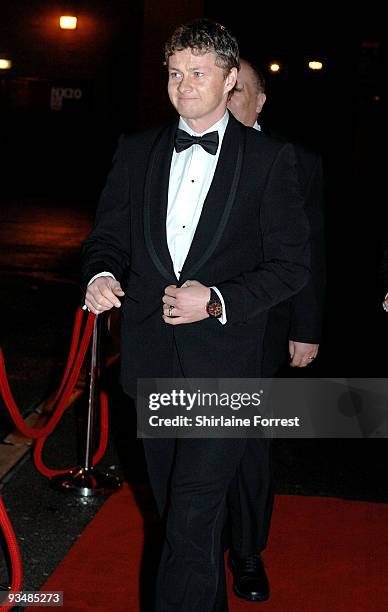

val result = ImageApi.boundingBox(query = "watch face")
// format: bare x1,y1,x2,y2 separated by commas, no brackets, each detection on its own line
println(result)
208,300,222,318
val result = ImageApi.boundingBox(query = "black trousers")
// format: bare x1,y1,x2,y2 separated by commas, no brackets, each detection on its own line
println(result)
141,341,248,611
143,436,248,611
225,348,280,558
226,438,274,557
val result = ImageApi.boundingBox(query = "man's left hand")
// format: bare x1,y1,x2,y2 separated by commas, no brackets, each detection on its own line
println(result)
162,280,210,325
289,341,319,367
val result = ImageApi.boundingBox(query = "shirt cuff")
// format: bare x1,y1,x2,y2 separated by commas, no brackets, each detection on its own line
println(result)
211,286,227,325
82,272,116,310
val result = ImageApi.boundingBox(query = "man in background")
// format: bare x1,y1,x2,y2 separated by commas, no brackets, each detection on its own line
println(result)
225,58,326,602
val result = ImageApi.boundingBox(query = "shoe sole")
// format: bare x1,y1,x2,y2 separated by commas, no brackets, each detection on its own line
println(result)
232,584,270,602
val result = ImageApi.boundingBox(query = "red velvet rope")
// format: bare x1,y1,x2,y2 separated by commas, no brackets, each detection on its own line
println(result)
31,311,110,477
0,310,95,440
52,307,84,406
33,389,110,478
0,309,112,598
0,497,23,611
0,309,111,474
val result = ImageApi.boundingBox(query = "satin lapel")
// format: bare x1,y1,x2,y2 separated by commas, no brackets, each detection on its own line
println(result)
143,121,178,284
180,115,245,281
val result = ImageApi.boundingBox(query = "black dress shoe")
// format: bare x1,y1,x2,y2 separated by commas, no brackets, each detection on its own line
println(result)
228,550,270,602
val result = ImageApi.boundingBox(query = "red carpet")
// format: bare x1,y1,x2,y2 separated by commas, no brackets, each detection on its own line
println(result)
30,484,388,611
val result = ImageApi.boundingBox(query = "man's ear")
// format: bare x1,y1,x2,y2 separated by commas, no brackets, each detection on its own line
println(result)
225,67,238,94
256,93,266,115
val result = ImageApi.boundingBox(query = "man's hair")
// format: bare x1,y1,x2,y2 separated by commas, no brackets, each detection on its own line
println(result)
165,18,240,77
242,59,266,94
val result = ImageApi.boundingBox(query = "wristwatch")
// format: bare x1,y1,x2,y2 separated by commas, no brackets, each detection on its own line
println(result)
206,289,223,318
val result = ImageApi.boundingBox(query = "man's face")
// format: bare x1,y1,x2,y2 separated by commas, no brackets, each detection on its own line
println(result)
227,62,266,127
167,48,237,130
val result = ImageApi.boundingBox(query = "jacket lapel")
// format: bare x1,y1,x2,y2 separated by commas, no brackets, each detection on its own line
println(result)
143,121,178,284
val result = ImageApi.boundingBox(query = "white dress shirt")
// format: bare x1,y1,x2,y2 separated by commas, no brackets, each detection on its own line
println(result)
87,111,229,322
167,112,228,278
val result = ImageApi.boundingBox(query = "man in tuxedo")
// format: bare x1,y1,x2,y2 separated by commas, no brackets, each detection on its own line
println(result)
225,59,325,602
81,20,310,611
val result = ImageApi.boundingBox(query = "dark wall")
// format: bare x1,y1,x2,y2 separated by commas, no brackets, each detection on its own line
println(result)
0,2,386,379
136,0,204,129
0,0,144,199
3,2,383,203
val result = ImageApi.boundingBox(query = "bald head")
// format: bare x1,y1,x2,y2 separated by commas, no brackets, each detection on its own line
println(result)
227,59,266,127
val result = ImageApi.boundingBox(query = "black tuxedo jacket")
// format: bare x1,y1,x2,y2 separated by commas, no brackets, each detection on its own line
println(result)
81,114,310,396
261,136,325,375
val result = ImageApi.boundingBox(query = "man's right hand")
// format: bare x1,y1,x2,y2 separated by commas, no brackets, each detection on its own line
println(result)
85,277,125,314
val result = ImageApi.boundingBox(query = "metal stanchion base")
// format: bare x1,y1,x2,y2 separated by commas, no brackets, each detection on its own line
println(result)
50,466,122,497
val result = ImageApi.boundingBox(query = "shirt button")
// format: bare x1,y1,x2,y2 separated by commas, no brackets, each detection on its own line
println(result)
191,179,195,183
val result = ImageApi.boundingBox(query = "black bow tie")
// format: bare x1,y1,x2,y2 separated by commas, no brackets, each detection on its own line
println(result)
174,129,219,155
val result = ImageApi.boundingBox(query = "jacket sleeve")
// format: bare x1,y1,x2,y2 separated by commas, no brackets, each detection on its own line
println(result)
217,143,311,325
289,154,326,343
80,135,131,302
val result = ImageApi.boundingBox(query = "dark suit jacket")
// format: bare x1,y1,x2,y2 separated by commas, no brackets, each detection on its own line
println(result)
261,137,325,375
81,114,310,396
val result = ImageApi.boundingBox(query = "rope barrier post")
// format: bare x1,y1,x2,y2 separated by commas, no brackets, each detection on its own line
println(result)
50,314,122,496
85,313,101,471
